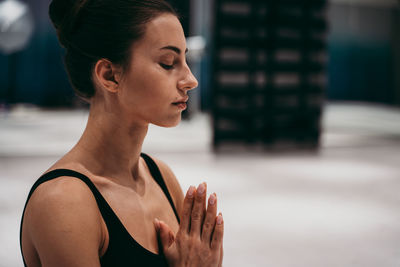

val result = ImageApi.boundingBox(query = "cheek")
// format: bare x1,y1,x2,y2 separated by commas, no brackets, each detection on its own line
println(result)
121,68,173,111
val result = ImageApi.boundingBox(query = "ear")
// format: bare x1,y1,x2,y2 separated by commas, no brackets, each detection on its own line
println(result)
94,59,122,93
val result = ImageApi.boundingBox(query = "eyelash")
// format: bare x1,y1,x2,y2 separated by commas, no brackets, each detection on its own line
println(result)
160,63,174,70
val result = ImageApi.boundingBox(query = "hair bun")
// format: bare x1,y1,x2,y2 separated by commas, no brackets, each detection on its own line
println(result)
49,0,89,48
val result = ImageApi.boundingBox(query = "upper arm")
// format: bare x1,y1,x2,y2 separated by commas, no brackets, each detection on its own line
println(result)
152,157,185,219
24,177,103,267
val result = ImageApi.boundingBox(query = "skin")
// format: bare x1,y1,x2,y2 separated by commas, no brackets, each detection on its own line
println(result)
20,13,224,267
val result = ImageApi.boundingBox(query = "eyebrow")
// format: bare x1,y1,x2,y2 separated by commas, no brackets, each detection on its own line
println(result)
160,45,188,55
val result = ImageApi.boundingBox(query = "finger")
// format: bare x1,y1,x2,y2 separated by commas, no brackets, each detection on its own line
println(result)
179,185,195,234
201,193,217,244
190,182,207,237
218,244,224,267
211,213,224,250
154,219,175,252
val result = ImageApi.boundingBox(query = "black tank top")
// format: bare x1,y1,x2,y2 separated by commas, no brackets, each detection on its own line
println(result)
20,153,180,267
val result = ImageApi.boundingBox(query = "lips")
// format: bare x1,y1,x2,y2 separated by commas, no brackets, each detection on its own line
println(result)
172,96,188,110
172,96,189,105
173,102,187,110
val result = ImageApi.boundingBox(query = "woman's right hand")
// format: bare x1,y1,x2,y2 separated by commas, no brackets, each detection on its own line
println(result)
154,183,224,267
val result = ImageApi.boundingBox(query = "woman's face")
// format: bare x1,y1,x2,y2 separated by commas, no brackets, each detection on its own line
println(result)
116,13,198,127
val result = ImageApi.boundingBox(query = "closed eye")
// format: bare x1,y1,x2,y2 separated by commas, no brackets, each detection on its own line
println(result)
160,63,174,70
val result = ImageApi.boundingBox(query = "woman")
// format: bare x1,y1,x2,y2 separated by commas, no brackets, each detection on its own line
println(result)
19,0,224,266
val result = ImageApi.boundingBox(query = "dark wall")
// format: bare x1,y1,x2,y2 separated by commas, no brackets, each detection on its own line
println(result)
1,0,74,107
328,3,396,105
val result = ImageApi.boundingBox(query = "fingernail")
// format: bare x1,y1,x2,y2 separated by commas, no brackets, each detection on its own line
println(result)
197,183,206,195
187,186,195,197
209,193,216,205
217,213,223,225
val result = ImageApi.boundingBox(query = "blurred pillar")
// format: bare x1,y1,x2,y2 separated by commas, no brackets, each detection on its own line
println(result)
166,0,199,118
190,0,214,112
167,0,212,117
6,52,17,104
393,4,400,106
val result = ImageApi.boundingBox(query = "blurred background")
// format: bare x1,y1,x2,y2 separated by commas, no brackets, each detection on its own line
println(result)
1,0,400,266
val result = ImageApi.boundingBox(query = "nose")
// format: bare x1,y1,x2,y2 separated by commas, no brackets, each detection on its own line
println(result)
177,64,198,92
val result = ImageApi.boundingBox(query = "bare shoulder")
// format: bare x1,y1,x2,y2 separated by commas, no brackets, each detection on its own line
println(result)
26,176,102,222
22,177,103,266
147,156,185,216
28,176,97,206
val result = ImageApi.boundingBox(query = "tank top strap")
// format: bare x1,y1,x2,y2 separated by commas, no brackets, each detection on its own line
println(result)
140,153,180,223
20,169,123,267
24,169,118,224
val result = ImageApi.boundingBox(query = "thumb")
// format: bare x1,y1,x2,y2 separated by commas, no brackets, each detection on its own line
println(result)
154,218,175,251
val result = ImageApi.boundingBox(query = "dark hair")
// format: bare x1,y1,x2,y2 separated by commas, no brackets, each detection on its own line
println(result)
49,0,177,99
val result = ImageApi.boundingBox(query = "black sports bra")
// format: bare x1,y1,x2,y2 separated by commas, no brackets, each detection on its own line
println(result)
20,153,180,266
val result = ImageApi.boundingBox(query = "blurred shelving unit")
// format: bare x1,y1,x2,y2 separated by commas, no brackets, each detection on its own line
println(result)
211,0,328,151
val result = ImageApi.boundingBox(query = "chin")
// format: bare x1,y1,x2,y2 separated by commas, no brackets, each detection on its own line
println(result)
152,115,181,128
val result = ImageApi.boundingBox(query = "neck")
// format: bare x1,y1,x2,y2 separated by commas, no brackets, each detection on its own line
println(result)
72,99,148,184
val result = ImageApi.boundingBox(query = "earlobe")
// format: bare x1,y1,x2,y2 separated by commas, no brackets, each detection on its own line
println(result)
94,59,120,93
